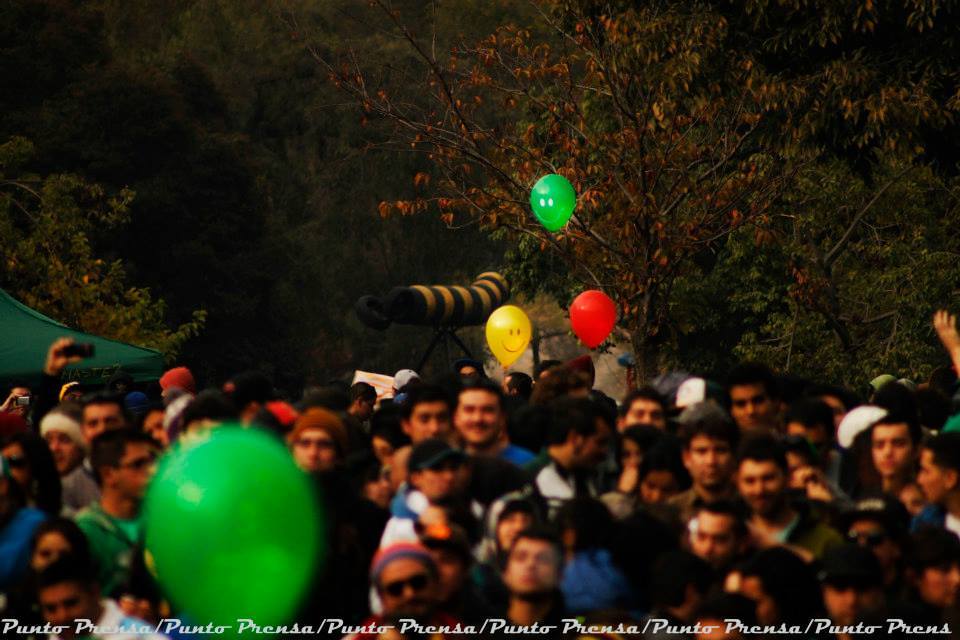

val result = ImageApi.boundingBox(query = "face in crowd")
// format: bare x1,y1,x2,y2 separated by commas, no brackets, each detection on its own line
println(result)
292,428,340,474
377,557,439,618
102,441,159,502
871,422,916,482
822,580,883,627
82,401,126,445
737,458,787,519
404,401,452,444
729,383,778,433
619,396,666,431
454,389,505,452
684,435,734,492
410,458,464,504
502,535,562,600
497,508,534,554
564,416,612,470
38,579,100,640
1,440,32,490
689,509,744,570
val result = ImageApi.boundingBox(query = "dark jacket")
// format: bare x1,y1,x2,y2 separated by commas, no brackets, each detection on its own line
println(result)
785,499,843,560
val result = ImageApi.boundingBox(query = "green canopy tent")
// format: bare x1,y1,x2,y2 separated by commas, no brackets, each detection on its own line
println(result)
0,288,164,389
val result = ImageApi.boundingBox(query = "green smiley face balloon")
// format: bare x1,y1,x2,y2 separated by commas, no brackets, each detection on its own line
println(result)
530,174,576,232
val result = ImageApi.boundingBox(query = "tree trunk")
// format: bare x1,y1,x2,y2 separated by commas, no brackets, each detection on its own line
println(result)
630,330,661,385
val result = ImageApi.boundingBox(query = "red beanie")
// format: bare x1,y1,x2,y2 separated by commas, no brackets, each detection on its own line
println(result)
565,354,595,384
160,367,196,394
0,414,28,438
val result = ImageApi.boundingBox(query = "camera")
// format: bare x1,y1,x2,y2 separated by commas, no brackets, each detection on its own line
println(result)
15,396,31,407
62,343,95,358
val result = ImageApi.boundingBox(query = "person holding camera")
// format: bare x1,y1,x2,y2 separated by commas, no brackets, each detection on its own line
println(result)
27,339,93,430
1,384,33,424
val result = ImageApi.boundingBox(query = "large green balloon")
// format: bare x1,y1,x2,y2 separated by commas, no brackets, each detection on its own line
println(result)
144,426,322,627
530,173,576,231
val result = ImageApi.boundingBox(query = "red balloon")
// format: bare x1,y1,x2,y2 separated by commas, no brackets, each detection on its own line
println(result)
569,290,617,349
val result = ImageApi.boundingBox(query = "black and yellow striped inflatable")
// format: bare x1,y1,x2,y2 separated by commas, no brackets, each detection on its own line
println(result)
356,272,509,329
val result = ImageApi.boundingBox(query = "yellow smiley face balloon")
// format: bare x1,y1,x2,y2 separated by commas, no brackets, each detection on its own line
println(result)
486,305,532,367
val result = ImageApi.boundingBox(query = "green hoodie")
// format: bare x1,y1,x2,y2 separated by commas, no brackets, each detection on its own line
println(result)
75,502,140,597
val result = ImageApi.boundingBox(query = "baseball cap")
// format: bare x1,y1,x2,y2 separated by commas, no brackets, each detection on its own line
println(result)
393,369,421,392
837,405,888,448
838,494,910,537
818,544,883,586
408,438,466,471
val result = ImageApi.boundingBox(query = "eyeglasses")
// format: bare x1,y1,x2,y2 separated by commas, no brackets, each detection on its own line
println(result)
381,573,430,598
847,529,887,547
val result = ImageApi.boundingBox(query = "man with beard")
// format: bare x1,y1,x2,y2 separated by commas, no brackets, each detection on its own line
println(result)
347,542,461,640
736,435,841,560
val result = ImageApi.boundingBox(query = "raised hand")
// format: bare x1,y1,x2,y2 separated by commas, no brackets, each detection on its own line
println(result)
933,310,960,375
43,338,84,377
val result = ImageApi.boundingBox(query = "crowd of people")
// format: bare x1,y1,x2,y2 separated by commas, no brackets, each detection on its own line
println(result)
1,311,960,639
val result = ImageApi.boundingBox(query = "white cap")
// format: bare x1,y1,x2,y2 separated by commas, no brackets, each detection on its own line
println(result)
393,369,420,392
838,405,888,449
676,377,707,409
40,412,86,450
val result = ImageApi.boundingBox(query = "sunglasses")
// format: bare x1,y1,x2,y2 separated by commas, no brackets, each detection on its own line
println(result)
847,529,886,547
119,453,158,471
381,573,429,598
5,455,27,469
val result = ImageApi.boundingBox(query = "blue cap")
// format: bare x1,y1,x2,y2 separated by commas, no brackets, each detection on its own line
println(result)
124,391,151,416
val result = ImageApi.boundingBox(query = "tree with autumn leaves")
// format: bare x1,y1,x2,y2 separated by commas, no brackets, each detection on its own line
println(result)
318,0,802,377
313,0,960,382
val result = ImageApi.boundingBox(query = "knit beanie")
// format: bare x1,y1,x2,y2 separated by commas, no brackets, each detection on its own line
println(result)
124,391,151,416
369,542,437,586
160,366,196,394
0,413,29,438
39,412,85,451
287,408,348,456
565,354,596,385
